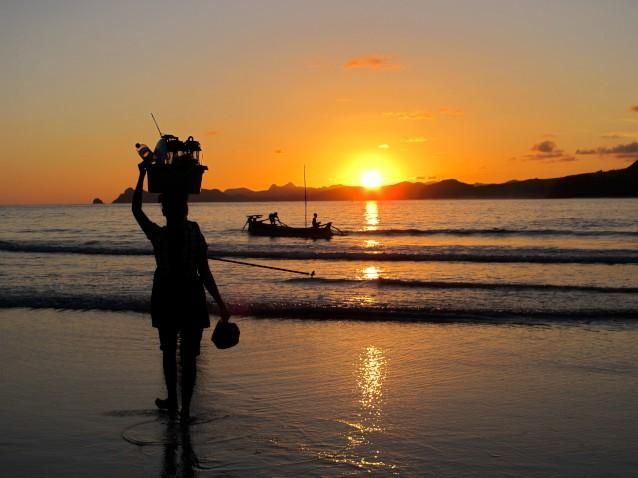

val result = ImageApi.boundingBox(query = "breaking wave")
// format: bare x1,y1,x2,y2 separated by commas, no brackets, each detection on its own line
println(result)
349,228,638,237
2,240,638,264
1,294,637,322
285,277,638,294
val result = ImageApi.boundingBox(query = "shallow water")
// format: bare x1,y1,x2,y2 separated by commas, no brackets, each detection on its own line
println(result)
1,199,638,321
1,309,638,477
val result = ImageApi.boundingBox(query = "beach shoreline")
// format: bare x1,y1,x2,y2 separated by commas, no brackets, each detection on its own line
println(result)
1,307,637,477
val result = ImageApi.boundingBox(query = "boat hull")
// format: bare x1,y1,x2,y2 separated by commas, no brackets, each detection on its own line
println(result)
247,221,333,239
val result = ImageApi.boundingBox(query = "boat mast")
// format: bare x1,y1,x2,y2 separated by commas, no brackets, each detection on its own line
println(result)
304,164,308,228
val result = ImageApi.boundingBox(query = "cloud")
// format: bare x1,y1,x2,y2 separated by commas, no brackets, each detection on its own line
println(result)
600,132,638,140
576,142,638,159
438,107,464,117
344,56,400,70
525,140,575,162
403,136,428,143
377,144,390,149
384,108,463,121
206,130,218,136
274,149,283,154
531,140,558,154
629,105,638,113
383,111,433,120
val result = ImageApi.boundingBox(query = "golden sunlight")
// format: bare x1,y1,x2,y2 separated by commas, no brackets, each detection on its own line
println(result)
361,266,381,279
364,201,379,230
361,170,383,189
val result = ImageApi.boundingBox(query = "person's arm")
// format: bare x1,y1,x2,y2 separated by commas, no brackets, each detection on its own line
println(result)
199,256,231,322
132,162,158,237
195,225,230,322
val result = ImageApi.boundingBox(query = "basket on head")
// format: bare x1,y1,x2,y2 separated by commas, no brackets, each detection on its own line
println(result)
143,134,208,194
211,320,240,349
147,163,207,194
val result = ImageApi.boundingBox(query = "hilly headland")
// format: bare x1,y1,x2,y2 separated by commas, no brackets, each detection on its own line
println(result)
112,160,638,203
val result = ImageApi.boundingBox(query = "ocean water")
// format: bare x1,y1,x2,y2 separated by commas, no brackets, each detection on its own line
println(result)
1,199,637,321
2,199,638,477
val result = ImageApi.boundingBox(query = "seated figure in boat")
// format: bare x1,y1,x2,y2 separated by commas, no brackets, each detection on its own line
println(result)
268,212,280,225
312,213,321,229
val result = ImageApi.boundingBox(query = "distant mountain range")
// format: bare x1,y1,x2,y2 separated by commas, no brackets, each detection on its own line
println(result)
112,160,638,203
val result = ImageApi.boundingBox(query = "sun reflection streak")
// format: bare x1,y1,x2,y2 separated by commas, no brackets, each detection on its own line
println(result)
357,345,387,429
331,345,395,472
364,201,379,231
361,266,381,280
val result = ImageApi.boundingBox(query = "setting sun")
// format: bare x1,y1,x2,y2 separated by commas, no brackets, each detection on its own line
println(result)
361,170,383,189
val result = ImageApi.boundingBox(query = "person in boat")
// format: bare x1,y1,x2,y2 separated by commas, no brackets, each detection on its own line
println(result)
312,212,321,229
268,212,280,225
132,162,230,419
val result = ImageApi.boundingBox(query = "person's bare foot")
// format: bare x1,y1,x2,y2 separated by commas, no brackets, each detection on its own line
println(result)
180,407,192,423
155,397,177,414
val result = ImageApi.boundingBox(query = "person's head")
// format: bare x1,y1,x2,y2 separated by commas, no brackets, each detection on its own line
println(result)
159,192,188,222
313,213,317,217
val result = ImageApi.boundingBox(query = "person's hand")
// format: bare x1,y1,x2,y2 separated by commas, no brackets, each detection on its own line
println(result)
138,161,147,174
219,303,231,323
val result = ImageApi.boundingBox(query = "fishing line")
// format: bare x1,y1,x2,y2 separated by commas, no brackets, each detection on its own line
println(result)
209,256,315,277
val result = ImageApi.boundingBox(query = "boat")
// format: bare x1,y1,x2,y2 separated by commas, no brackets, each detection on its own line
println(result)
242,167,345,239
244,215,335,239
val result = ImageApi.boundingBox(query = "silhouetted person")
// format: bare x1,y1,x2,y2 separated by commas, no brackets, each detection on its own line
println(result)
268,212,280,225
132,162,230,420
312,213,321,229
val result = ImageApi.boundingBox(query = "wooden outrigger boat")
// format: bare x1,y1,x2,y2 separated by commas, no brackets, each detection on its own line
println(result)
244,215,335,239
243,167,346,239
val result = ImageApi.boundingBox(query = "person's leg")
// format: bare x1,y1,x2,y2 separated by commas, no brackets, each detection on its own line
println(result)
179,328,203,419
157,328,178,412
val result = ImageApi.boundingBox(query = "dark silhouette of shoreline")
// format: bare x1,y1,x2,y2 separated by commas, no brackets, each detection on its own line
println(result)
113,160,638,203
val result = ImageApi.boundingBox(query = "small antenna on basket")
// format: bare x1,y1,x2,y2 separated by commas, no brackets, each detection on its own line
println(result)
150,113,163,137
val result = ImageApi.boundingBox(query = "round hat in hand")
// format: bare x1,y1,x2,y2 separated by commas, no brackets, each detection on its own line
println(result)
212,320,240,349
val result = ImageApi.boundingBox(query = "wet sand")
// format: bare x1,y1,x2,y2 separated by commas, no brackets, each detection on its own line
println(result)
1,308,637,477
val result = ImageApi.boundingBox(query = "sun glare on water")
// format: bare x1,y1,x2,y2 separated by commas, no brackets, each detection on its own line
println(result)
361,170,383,189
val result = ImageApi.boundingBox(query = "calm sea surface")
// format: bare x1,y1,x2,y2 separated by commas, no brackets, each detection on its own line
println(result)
1,199,637,321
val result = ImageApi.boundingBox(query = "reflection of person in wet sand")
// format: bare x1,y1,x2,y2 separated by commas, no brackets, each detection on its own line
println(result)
161,420,198,478
133,162,230,420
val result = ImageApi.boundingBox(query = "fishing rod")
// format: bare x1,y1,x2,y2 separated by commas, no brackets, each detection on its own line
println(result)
209,256,315,277
150,112,163,137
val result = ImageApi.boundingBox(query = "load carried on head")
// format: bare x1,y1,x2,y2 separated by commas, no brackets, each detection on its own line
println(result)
136,127,208,194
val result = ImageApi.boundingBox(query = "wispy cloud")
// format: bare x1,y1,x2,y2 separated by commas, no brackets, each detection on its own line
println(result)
344,56,400,70
384,108,463,121
438,107,464,117
377,144,390,149
629,105,638,113
206,130,218,136
524,140,575,162
576,142,638,159
600,132,638,140
403,136,428,143
383,111,433,120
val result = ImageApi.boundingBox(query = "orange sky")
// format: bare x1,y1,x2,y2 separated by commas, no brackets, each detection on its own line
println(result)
1,1,638,204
